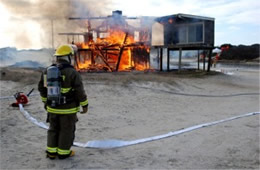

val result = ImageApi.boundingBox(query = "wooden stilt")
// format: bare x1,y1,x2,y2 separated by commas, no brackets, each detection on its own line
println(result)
160,48,163,71
207,49,212,72
157,48,159,69
147,48,150,69
91,50,95,65
116,33,128,71
203,50,206,71
74,51,80,69
197,50,200,70
178,48,182,72
167,48,170,71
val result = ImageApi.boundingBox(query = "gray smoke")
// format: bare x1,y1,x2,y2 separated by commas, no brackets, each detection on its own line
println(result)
2,0,114,49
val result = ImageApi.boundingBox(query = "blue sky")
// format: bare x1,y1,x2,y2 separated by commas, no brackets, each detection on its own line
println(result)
115,0,260,46
0,0,259,49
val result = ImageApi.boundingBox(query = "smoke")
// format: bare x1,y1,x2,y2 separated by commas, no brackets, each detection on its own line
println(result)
1,0,114,49
2,0,69,18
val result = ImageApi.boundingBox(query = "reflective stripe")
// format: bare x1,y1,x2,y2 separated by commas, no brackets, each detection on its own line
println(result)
62,75,66,81
47,106,79,114
58,148,71,155
43,74,47,87
47,147,57,153
61,87,72,93
80,99,88,106
41,96,47,102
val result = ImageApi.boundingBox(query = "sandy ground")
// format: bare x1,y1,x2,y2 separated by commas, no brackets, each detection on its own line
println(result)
0,66,259,169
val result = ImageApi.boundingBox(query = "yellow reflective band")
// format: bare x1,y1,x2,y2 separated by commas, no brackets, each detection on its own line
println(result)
57,148,71,155
41,96,47,102
47,147,57,153
80,99,88,106
43,74,47,87
47,106,80,114
62,75,66,81
61,87,72,93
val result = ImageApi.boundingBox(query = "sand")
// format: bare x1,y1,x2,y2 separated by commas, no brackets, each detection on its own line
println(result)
0,66,259,169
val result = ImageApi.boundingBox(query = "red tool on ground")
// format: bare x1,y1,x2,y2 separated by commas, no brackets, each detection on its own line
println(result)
11,88,34,107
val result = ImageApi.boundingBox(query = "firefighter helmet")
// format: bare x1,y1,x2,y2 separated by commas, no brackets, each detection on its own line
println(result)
54,44,74,56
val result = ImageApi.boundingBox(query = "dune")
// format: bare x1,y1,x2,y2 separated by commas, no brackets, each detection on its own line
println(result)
0,65,259,169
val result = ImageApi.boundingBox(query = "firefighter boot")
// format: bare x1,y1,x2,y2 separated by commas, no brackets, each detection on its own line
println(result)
58,150,75,159
46,151,57,160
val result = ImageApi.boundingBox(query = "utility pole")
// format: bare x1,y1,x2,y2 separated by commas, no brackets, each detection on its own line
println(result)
51,19,54,49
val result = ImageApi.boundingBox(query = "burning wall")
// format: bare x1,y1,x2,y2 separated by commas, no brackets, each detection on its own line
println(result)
67,11,151,72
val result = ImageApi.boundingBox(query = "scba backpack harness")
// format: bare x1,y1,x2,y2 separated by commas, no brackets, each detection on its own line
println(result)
46,64,74,107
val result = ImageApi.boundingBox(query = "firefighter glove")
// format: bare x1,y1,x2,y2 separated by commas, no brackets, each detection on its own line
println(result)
81,106,88,114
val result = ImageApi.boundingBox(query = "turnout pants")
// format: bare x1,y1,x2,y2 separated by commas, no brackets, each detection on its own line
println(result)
47,113,77,155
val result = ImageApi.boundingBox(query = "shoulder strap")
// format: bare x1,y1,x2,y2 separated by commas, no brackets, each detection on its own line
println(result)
57,63,74,70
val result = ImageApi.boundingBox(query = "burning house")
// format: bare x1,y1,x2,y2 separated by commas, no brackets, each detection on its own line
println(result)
59,11,215,72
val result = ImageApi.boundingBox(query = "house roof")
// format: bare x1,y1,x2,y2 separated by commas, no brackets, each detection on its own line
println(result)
156,13,215,23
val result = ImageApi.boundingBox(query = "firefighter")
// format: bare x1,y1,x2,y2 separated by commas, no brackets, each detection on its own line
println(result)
38,44,88,159
212,53,220,68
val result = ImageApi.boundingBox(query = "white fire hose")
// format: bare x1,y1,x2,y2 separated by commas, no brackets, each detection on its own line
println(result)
18,104,260,149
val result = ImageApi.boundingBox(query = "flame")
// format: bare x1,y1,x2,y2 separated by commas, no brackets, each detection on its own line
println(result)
97,29,135,45
77,60,91,70
81,43,90,49
75,29,149,71
118,49,132,71
75,42,90,49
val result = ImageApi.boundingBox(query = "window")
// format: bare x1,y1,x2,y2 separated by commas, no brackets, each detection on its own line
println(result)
176,23,204,44
188,24,203,43
178,27,187,43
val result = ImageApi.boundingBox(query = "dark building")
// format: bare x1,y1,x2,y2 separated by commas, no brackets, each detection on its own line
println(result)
156,13,214,47
153,14,215,71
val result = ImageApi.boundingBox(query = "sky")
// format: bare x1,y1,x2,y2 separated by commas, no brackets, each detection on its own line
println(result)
0,0,259,49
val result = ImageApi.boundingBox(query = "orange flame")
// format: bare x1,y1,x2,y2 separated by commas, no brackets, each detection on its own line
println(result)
97,29,134,45
77,60,91,70
75,29,149,71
